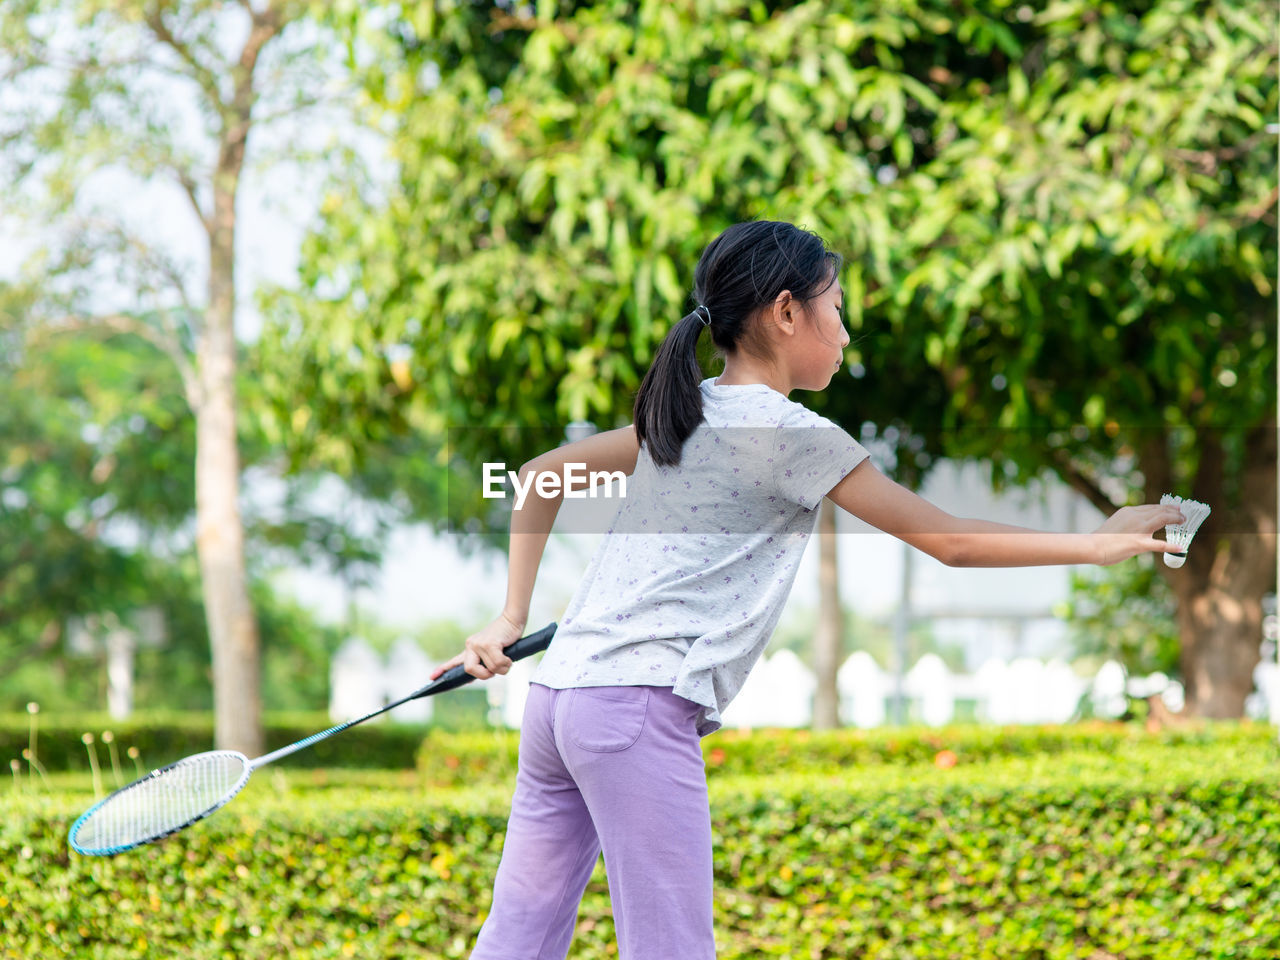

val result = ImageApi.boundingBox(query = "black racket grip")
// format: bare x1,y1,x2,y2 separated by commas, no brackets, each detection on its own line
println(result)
410,623,557,698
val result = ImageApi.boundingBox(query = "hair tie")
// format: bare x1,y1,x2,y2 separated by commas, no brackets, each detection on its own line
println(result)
696,304,711,327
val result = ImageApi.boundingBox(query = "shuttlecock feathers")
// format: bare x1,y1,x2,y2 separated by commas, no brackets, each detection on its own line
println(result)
1160,494,1210,569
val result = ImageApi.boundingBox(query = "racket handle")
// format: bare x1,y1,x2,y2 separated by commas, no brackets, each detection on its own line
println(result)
411,623,557,698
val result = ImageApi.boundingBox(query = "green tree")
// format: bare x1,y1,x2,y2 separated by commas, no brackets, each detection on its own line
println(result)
0,296,195,706
1,0,352,752
845,0,1277,717
0,293,345,713
269,0,1276,718
1055,558,1182,681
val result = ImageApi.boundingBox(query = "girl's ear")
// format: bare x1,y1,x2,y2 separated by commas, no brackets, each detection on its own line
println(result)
772,290,798,336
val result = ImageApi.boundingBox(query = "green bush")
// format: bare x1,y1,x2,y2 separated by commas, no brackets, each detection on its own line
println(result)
3,727,1278,959
9,709,1273,785
414,719,1275,788
0,696,491,773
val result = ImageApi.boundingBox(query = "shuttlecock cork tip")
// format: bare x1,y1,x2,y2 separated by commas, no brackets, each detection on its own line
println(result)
1160,494,1211,569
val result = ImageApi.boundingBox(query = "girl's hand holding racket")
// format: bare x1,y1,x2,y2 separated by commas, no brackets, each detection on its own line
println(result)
431,612,527,681
1092,503,1186,566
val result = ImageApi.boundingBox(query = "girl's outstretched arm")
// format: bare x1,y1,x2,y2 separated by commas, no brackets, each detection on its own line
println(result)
826,461,1184,568
431,425,640,680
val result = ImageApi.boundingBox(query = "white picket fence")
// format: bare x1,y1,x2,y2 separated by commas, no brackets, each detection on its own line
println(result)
331,638,1280,730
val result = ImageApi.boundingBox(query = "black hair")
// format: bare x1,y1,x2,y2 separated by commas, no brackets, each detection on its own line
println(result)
632,220,843,467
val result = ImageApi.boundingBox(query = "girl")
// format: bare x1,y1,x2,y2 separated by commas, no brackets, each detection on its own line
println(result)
432,220,1183,960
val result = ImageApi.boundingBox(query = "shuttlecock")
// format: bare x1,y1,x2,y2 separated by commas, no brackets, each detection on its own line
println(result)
1160,494,1211,568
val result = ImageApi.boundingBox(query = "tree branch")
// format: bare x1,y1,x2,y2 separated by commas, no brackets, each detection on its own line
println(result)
65,216,203,363
130,241,203,388
172,166,211,236
248,93,331,127
143,5,225,108
1048,449,1119,519
30,313,200,412
1236,184,1279,227
216,3,288,164
1167,129,1274,176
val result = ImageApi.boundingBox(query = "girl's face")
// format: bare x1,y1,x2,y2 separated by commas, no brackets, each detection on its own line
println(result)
792,278,850,392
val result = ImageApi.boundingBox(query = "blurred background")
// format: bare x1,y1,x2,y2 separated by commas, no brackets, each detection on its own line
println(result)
1,0,1277,751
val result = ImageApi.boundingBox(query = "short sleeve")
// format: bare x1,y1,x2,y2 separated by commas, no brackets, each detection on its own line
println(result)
771,405,871,510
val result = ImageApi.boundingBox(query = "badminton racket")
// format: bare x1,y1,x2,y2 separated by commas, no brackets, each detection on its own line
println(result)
68,622,556,856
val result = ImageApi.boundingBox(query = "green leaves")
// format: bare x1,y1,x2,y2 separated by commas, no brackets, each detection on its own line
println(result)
4,724,1278,958
1059,554,1183,679
0,323,194,683
259,0,1277,711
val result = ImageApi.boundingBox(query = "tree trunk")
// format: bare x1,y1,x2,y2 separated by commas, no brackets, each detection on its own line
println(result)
812,499,843,729
195,346,261,755
194,16,274,755
196,191,262,755
1167,421,1276,717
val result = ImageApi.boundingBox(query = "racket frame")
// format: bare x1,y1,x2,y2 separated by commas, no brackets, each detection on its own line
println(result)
69,750,252,856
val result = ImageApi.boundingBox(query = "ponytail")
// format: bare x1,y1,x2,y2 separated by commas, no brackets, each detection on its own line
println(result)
633,308,708,468
633,221,843,468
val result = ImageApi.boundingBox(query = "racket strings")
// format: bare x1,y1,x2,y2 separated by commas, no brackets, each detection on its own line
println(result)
73,752,249,853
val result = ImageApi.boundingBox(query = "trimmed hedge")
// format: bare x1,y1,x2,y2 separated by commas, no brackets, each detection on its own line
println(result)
0,697,489,773
3,728,1278,959
7,709,1274,785
414,719,1275,787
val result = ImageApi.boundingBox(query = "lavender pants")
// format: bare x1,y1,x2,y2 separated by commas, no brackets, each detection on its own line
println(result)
470,683,716,960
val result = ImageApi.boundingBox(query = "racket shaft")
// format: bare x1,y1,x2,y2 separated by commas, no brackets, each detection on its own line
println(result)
250,720,357,769
250,623,557,770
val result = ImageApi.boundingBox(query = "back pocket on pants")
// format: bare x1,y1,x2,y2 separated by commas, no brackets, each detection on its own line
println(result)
565,687,651,753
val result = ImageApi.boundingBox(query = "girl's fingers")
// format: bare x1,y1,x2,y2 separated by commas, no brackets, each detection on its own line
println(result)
464,647,494,680
1137,504,1183,533
471,640,512,676
443,616,522,681
482,647,513,675
1140,506,1182,526
430,652,466,680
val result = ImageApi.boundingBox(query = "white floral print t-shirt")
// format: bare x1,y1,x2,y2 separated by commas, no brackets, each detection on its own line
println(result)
533,378,871,735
